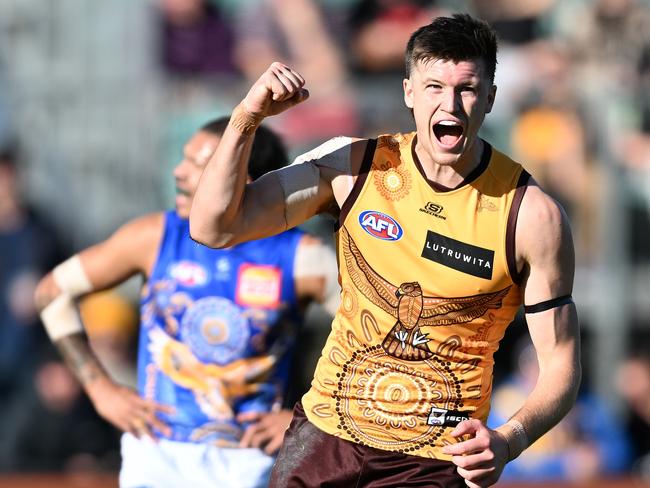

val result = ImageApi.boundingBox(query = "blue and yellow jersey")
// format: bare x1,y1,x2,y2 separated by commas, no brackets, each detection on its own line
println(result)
138,210,303,446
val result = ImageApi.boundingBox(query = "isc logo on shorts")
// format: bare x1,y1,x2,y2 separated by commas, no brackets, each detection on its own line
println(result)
359,210,403,241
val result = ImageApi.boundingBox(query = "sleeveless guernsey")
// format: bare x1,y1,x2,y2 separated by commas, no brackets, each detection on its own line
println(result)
138,211,303,446
302,132,528,459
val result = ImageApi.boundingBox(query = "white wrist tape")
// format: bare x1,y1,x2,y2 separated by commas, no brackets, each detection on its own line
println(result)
275,137,352,227
293,239,340,316
502,419,529,460
41,293,84,341
41,255,93,341
52,255,93,296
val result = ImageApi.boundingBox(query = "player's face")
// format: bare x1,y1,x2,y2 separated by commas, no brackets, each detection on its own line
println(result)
403,58,496,170
173,130,220,219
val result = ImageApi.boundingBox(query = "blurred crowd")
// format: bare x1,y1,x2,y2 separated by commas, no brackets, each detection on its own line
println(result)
1,0,650,483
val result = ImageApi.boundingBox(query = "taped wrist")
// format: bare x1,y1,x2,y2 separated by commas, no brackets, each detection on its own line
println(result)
230,103,264,135
293,239,340,316
498,419,528,461
41,294,84,341
53,255,93,296
41,255,93,341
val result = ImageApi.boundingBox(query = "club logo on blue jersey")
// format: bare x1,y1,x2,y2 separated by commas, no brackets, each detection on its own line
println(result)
359,210,403,241
181,296,249,364
168,260,209,287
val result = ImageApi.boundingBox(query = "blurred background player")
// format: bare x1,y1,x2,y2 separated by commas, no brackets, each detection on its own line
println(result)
34,117,339,488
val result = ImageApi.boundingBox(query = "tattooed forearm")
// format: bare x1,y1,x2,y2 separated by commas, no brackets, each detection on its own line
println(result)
55,332,108,386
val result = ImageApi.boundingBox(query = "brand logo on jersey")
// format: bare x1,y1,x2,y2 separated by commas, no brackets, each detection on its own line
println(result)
421,230,494,279
168,261,209,287
235,264,282,309
477,194,498,212
427,407,471,427
359,210,403,241
419,202,447,220
214,257,231,281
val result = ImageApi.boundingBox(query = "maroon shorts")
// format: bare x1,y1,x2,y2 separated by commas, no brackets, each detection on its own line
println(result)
269,402,465,488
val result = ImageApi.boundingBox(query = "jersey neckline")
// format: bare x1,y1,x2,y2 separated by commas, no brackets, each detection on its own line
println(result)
410,136,492,193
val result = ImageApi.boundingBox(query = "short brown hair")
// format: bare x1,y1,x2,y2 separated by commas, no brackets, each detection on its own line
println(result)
405,13,498,82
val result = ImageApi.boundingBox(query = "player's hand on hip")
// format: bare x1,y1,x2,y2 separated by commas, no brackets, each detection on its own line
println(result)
242,62,310,118
441,418,509,488
237,409,293,455
86,376,175,441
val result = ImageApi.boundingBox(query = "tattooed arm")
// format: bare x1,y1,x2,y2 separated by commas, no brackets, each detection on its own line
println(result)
56,332,108,387
34,213,174,439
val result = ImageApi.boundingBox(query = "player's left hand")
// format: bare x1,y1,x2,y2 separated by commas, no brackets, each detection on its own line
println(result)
237,409,293,455
441,419,509,488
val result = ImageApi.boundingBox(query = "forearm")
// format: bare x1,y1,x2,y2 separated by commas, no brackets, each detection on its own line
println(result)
498,340,581,459
36,256,111,392
190,110,257,248
55,332,110,391
192,63,311,246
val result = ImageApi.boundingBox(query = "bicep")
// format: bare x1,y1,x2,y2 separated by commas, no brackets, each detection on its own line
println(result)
517,185,580,368
79,214,163,290
517,184,575,306
240,165,334,240
232,137,364,243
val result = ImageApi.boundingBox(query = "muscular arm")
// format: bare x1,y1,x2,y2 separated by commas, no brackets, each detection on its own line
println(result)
34,213,172,437
189,63,366,248
442,181,580,488
34,213,163,375
498,183,581,454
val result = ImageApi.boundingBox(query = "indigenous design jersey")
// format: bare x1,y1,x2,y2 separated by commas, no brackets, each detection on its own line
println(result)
302,132,528,459
138,211,303,446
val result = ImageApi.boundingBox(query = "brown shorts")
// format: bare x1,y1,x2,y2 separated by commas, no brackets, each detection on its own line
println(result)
269,402,465,488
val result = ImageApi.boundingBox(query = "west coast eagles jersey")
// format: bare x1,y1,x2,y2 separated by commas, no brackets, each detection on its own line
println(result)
302,132,529,459
138,211,303,446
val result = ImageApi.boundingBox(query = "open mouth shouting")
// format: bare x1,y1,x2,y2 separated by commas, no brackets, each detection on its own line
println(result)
432,120,464,150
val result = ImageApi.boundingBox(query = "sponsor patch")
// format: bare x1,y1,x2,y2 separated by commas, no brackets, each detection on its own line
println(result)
358,210,403,241
235,264,282,309
168,260,209,287
421,230,494,279
427,407,471,427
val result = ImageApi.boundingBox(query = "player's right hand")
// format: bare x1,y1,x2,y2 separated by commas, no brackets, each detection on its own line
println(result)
241,62,310,118
86,376,175,441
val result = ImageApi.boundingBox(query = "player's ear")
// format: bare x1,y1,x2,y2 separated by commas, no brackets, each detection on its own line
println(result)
403,78,414,110
485,84,497,114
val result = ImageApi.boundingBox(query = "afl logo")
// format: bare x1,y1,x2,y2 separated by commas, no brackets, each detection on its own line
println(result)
359,210,403,241
168,261,209,287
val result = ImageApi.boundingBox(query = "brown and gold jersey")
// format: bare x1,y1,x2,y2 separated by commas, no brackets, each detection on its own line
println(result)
302,132,529,459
